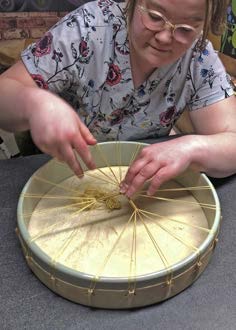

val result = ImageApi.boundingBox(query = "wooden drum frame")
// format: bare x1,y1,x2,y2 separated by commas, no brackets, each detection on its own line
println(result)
16,141,221,309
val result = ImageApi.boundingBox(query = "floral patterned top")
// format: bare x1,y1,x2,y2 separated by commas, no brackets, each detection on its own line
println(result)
21,0,234,141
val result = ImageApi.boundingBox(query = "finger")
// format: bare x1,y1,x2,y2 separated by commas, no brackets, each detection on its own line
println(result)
120,158,148,192
54,153,64,163
73,136,96,170
147,165,180,195
69,120,97,170
122,145,156,187
124,162,159,198
49,145,65,163
78,119,97,145
58,144,84,177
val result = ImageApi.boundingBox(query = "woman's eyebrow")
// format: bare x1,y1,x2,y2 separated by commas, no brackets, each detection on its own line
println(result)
147,0,168,13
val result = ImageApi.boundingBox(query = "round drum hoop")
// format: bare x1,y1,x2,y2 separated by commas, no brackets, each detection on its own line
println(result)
17,141,221,308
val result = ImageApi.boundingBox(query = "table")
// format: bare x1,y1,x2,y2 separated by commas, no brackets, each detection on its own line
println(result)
0,154,235,330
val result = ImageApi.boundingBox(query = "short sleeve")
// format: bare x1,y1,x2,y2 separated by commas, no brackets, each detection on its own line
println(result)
21,6,95,93
187,41,234,111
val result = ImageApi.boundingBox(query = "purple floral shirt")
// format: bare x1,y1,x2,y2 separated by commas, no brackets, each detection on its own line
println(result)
21,0,234,141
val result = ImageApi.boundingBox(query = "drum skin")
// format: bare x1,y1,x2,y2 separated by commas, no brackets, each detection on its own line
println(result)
16,142,221,309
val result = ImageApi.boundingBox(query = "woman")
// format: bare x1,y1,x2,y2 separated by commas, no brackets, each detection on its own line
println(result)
0,0,235,197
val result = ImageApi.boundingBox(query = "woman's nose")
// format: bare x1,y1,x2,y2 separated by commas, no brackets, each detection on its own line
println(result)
154,28,173,44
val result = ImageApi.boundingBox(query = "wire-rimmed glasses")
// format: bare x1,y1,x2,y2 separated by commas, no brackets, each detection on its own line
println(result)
138,4,199,44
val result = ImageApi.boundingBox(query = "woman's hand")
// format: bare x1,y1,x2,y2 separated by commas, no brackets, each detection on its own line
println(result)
120,136,202,197
0,61,97,176
26,88,97,176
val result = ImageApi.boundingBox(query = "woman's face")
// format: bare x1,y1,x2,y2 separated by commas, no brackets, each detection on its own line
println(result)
129,0,206,69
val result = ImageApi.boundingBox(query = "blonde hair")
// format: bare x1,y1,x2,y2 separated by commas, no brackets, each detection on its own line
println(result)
125,0,230,48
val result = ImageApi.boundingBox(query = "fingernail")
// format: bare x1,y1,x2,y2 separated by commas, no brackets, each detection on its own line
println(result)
147,189,154,196
120,183,128,194
127,188,136,198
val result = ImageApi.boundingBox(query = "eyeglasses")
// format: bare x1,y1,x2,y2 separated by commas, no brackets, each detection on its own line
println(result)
138,4,198,44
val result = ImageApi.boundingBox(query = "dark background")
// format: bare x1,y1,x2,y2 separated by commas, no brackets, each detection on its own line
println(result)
0,0,80,12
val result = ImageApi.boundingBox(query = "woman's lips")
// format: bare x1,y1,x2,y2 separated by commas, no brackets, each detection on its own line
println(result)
149,44,171,53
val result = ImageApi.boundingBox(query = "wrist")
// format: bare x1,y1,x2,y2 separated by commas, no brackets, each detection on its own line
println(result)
22,87,54,128
180,134,209,173
19,86,40,130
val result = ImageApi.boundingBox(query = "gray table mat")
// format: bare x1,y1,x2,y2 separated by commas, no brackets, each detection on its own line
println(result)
0,155,235,330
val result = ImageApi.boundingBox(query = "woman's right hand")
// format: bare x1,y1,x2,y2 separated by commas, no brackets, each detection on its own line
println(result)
26,87,97,176
0,61,97,176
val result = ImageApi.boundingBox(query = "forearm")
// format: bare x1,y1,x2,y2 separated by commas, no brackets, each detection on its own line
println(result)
187,133,236,178
0,77,34,132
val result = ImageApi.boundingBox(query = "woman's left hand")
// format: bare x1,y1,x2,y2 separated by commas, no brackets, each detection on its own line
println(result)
120,136,200,197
